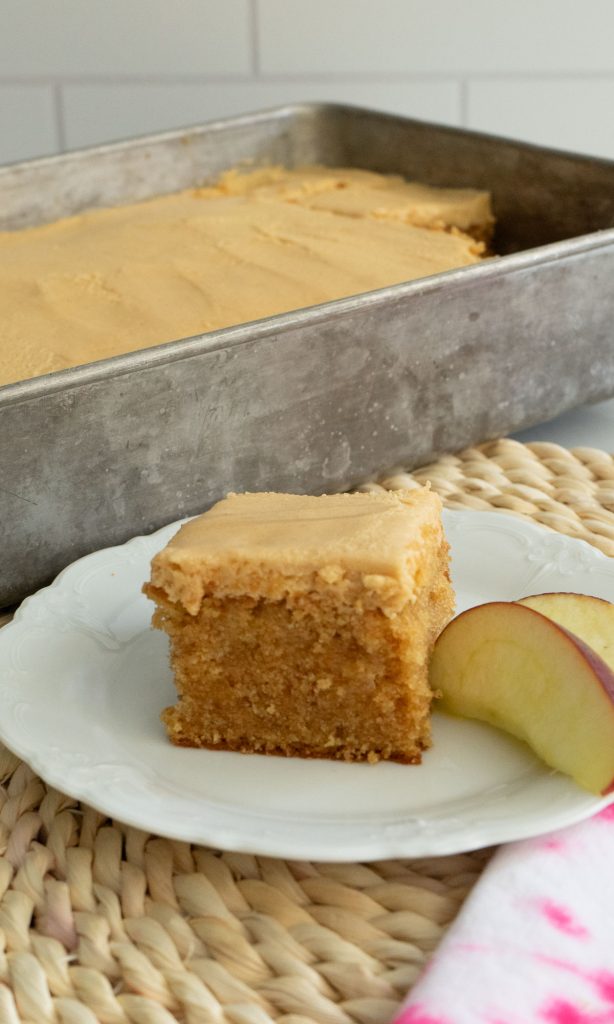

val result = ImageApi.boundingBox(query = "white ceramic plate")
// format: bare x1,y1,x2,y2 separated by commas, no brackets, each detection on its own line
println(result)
1,508,613,861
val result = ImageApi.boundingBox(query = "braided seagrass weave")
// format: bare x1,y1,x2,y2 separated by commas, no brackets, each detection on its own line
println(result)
0,438,612,1024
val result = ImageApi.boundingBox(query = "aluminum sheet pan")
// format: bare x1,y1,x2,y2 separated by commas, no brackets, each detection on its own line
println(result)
2,103,614,606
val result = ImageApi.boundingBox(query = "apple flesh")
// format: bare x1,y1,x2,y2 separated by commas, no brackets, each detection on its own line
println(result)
430,601,614,794
518,593,614,672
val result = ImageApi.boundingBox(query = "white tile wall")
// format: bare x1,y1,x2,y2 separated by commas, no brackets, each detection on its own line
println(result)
0,0,251,76
1,0,614,165
0,85,58,163
467,79,614,161
61,81,460,149
258,0,614,75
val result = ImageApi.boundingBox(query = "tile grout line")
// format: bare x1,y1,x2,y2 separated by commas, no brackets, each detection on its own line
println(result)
3,71,614,86
250,0,260,76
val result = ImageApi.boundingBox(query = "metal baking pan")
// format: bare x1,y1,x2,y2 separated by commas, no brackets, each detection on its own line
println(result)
2,102,614,607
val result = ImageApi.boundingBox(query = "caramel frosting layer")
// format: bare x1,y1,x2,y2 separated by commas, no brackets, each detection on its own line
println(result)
208,165,493,237
148,488,444,615
0,166,491,387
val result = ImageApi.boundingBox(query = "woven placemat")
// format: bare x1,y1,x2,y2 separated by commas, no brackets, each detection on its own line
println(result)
0,437,613,1024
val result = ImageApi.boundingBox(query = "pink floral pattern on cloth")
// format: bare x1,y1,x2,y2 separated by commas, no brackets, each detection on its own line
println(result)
393,806,614,1024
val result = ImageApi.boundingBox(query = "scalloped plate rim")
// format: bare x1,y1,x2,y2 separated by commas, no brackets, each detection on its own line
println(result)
0,507,612,861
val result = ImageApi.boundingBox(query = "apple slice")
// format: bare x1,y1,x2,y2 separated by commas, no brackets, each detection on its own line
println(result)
518,593,614,672
429,601,614,794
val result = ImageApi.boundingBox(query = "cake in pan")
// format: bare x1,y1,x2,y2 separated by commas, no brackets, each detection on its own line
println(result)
144,486,454,763
0,166,492,387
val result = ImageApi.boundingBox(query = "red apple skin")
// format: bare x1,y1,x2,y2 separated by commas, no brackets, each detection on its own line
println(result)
521,592,611,606
554,625,614,704
430,601,614,795
436,603,614,702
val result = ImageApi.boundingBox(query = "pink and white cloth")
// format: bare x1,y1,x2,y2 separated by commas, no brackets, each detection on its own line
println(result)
394,805,614,1024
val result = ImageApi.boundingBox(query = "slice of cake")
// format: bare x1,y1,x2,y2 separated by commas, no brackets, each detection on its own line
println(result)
144,487,454,763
